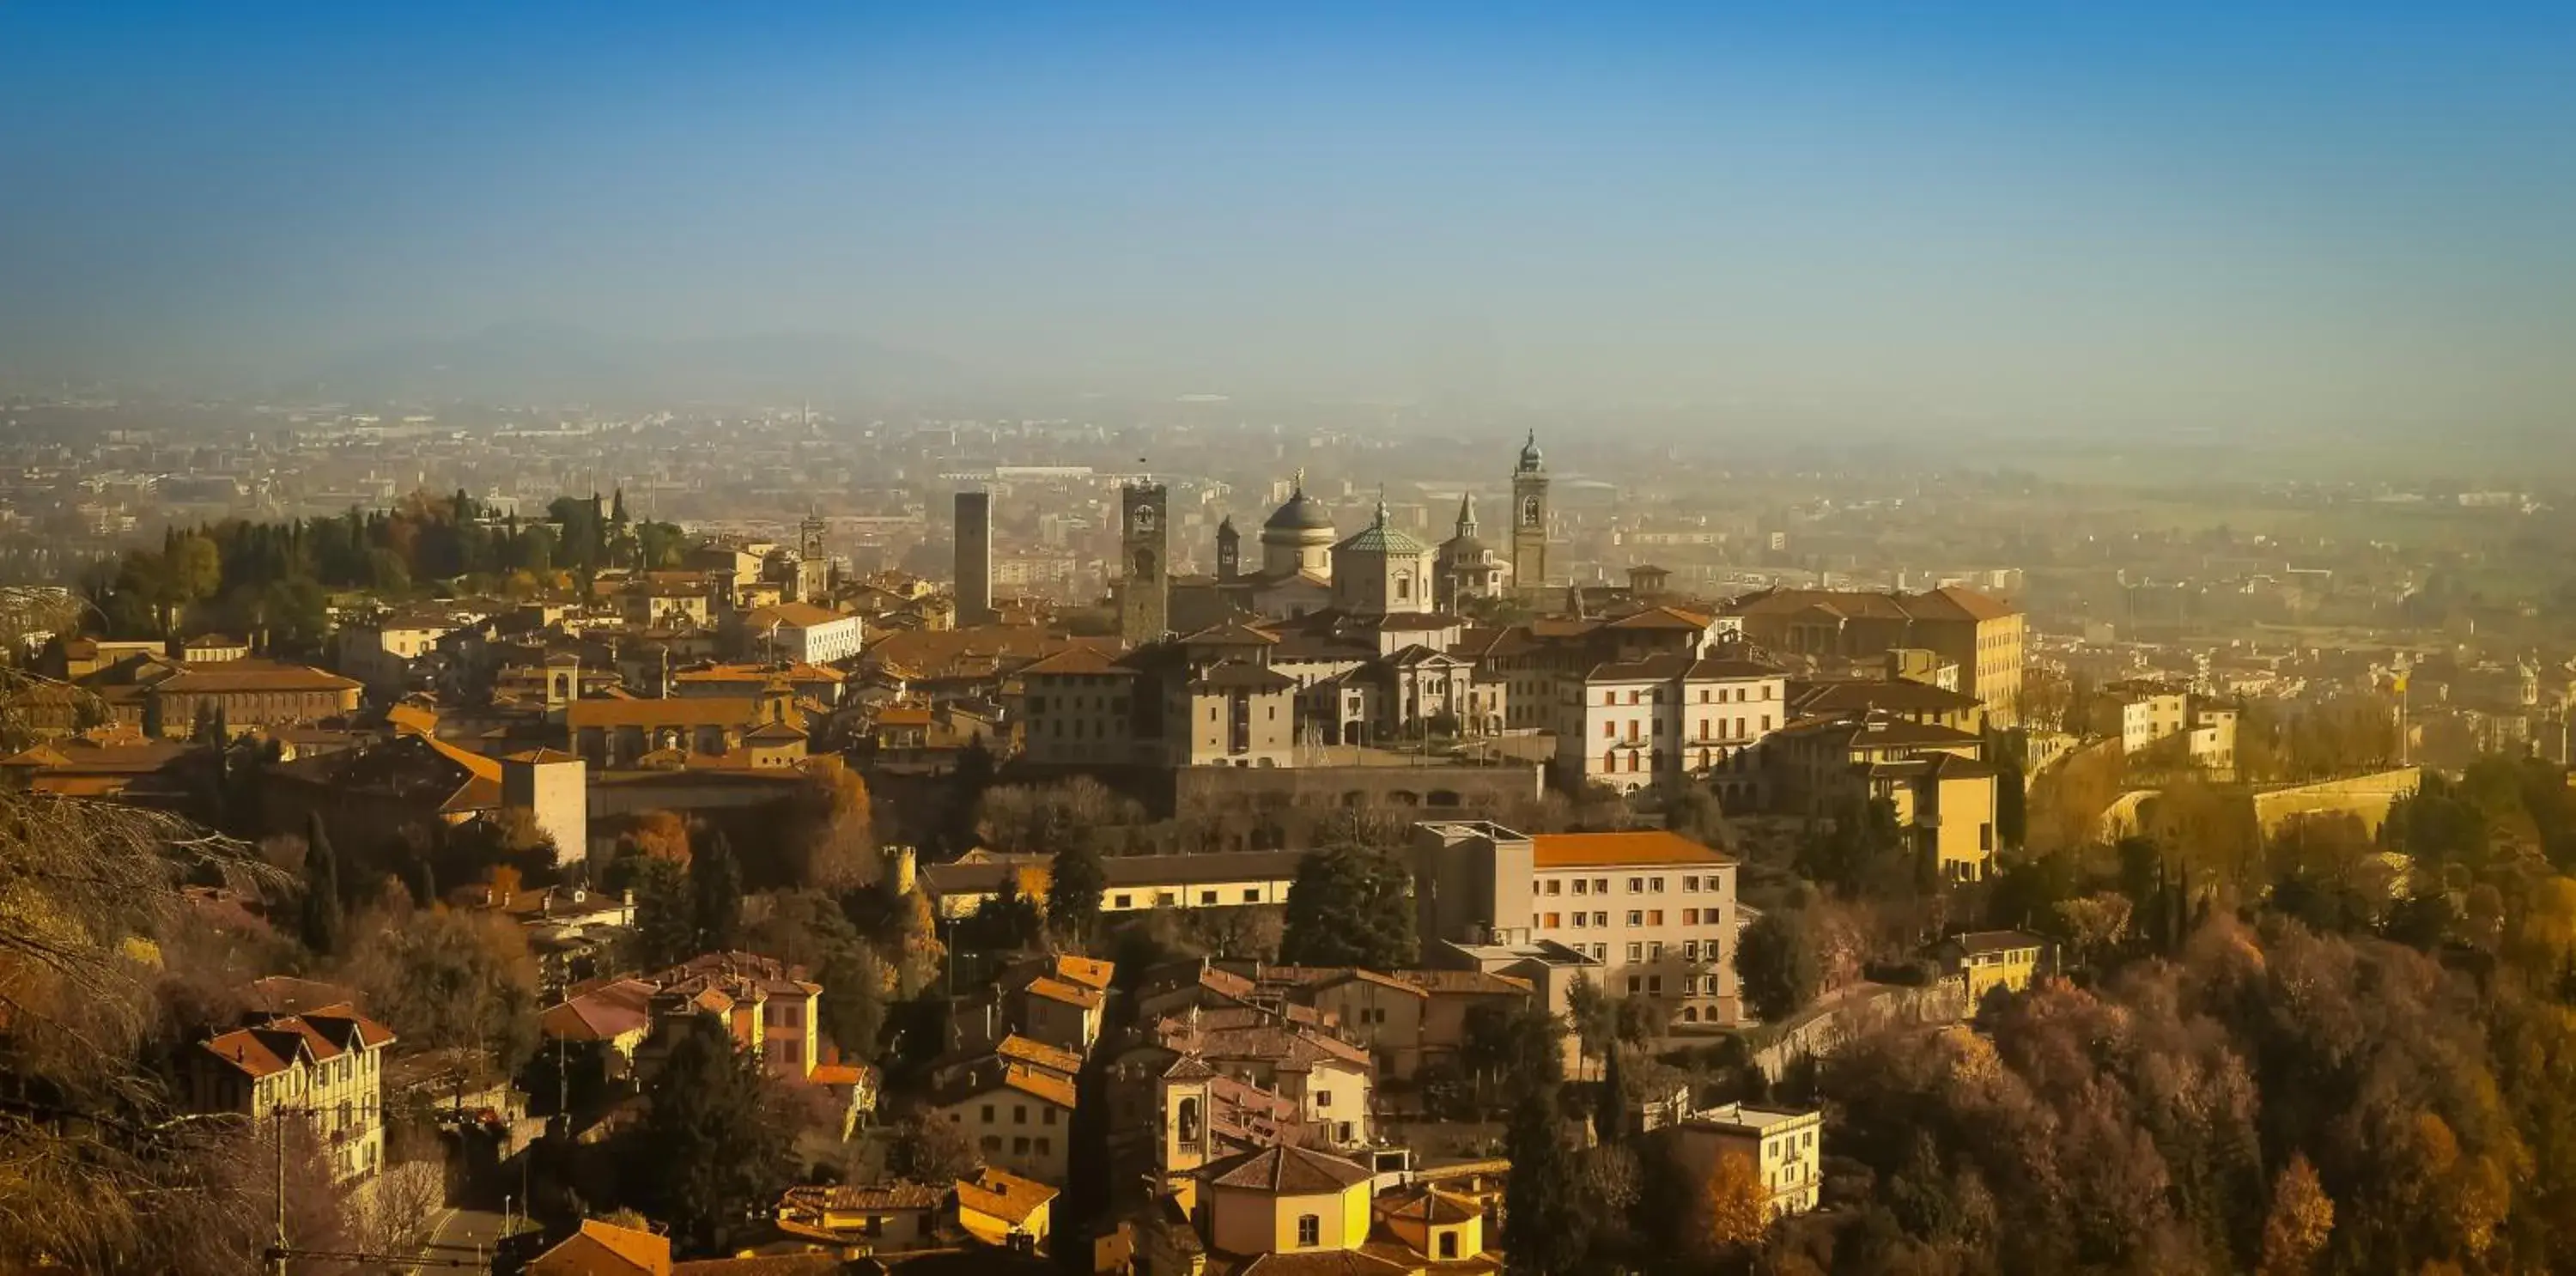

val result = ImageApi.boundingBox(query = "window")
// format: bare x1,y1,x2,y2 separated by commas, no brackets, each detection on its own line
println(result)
1297,1215,1321,1248
1650,877,1666,892
1546,878,1561,895
1200,890,1218,905
1112,894,1132,908
1628,877,1644,893
1649,910,1666,926
1243,888,1261,902
1044,1108,1058,1125
1014,1104,1027,1124
1648,975,1664,993
1649,940,1664,959
1544,912,1561,928
1013,1136,1030,1154
1602,720,1614,738
1337,1121,1355,1142
1625,975,1643,993
1683,940,1699,960
1571,879,1588,896
1684,908,1700,925
1315,1090,1333,1109
1980,823,1995,852
981,1104,995,1123
981,1135,1002,1153
1591,944,1609,959
1036,1137,1052,1155
1571,913,1587,928
1441,1231,1461,1259
1595,911,1608,927
1625,943,1643,962
1626,910,1643,927
1595,878,1609,893
1683,875,1699,892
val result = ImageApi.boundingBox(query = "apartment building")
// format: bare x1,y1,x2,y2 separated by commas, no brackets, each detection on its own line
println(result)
1552,653,1788,796
1409,823,1742,1026
1671,1103,1824,1219
741,600,865,665
188,1003,398,1182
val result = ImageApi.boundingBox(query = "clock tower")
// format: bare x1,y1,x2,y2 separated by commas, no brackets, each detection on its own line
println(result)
1119,481,1170,644
1510,431,1549,595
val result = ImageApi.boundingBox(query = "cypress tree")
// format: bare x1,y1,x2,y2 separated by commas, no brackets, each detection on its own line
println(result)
300,812,343,957
691,831,744,954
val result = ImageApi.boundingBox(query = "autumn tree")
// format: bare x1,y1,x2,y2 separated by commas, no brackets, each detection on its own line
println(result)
785,765,875,890
1698,1150,1771,1257
340,906,543,1072
2257,1153,2334,1276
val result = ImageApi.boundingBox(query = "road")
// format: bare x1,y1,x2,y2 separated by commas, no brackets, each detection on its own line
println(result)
410,1205,509,1273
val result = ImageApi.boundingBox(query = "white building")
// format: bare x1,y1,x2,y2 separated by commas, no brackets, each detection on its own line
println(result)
743,601,865,665
1553,653,1788,794
1671,1103,1823,1218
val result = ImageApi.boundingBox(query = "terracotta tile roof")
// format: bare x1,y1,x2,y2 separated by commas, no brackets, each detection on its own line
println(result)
541,980,657,1042
1388,969,1533,997
1020,975,1103,1011
1204,1145,1374,1194
1376,1184,1484,1225
1528,829,1735,869
672,662,846,685
778,1181,945,1215
993,1033,1084,1078
744,601,852,629
529,1218,671,1276
956,1165,1059,1224
566,696,781,730
1048,954,1115,991
1017,646,1132,677
1239,1251,1414,1276
149,659,361,694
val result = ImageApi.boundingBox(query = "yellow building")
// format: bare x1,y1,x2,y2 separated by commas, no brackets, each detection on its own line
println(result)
1671,1103,1824,1219
957,1164,1059,1251
932,1059,1078,1185
1373,1184,1489,1267
1724,585,2025,726
1870,751,2003,884
1941,930,2046,1002
1200,1145,1376,1259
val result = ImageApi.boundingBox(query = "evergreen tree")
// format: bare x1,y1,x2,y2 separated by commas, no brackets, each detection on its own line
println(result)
298,812,343,957
141,693,164,740
626,1015,796,1255
1047,843,1108,945
1736,908,1824,1023
1504,1090,1587,1276
1279,842,1419,968
690,831,744,953
630,857,697,969
189,701,217,744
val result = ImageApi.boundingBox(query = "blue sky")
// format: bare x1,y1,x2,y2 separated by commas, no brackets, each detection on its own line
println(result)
3,2,2572,430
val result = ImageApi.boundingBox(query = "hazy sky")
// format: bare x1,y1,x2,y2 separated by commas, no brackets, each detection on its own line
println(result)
4,2,2573,431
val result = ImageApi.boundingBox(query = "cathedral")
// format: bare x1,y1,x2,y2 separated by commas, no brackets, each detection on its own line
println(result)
1174,437,1542,629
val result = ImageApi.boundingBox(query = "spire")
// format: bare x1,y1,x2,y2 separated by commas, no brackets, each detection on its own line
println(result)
1455,492,1477,536
1291,467,1306,495
1374,486,1388,526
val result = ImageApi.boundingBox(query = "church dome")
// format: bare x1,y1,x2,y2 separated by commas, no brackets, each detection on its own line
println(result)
1263,487,1336,533
1517,430,1544,471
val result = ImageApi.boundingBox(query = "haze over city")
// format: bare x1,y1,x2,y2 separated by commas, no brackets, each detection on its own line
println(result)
6,3,2574,441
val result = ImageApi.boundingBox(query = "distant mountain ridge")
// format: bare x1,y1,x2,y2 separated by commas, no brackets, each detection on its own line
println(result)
301,323,966,404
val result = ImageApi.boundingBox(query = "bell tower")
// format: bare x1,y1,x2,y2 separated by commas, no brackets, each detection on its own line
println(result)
1119,480,1170,644
1510,431,1549,594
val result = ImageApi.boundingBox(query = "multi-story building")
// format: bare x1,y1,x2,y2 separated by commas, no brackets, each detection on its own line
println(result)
1552,653,1788,797
1723,585,2025,726
1409,823,1743,1026
188,1003,397,1182
130,659,362,737
740,600,864,665
932,1058,1078,1185
1670,1103,1824,1219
